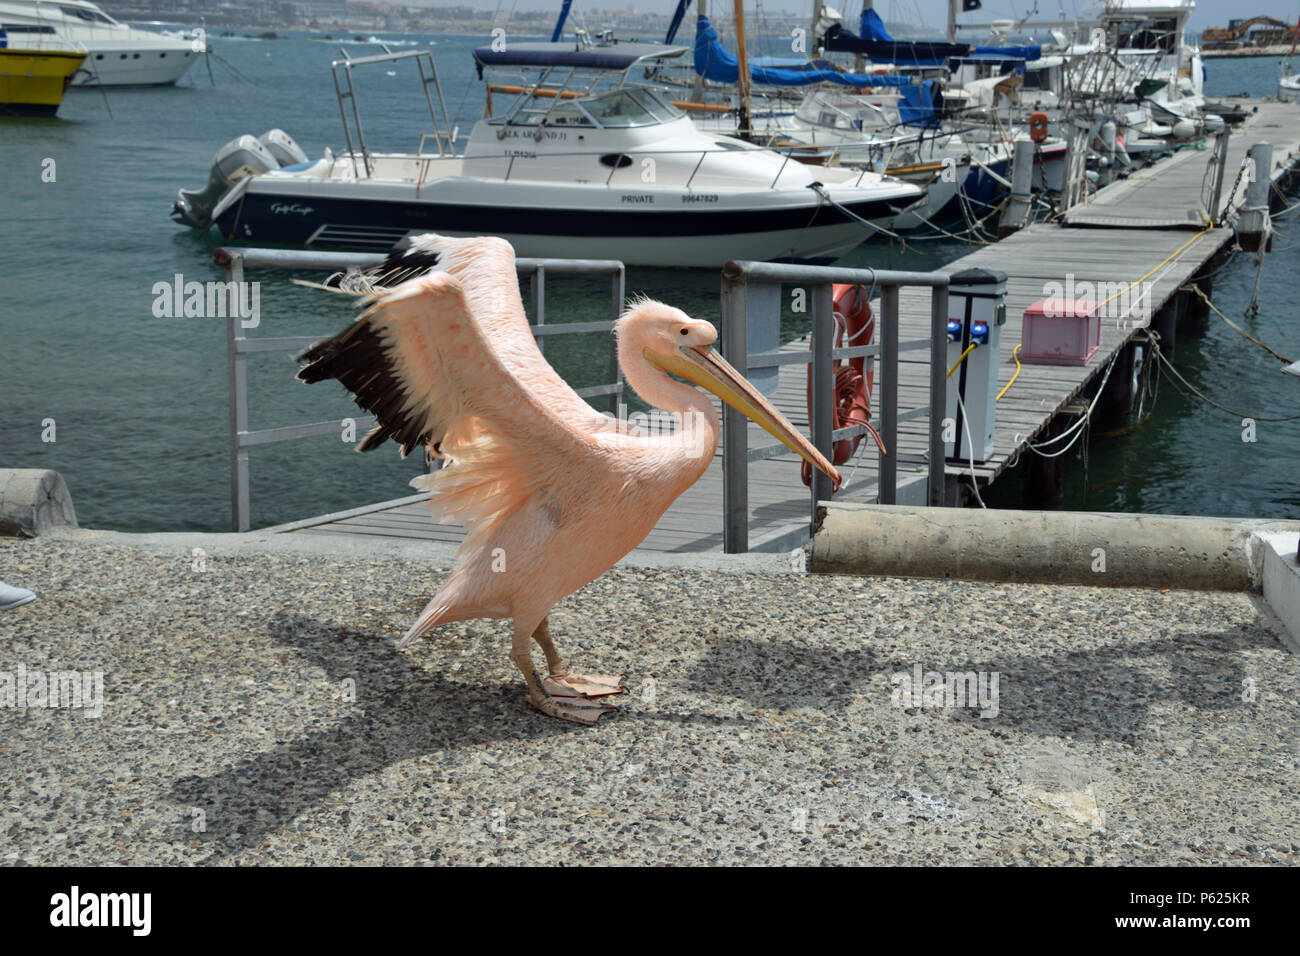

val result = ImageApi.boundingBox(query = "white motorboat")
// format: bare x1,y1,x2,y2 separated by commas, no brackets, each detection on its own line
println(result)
0,0,204,86
173,43,924,267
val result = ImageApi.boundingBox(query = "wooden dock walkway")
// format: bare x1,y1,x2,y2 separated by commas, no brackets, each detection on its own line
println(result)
1064,101,1299,227
276,99,1300,553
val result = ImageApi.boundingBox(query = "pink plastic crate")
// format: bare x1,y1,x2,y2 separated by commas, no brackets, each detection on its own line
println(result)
1021,298,1101,366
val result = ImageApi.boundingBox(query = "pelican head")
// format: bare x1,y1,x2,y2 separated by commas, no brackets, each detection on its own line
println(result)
618,300,842,490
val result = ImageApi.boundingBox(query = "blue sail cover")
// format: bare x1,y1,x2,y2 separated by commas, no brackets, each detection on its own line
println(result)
693,15,913,88
898,78,941,127
948,47,1042,75
821,9,970,65
860,8,894,42
693,14,739,81
971,44,1042,60
859,8,1039,65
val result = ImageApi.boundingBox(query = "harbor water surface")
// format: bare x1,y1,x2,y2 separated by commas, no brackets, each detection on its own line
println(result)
2,33,1297,531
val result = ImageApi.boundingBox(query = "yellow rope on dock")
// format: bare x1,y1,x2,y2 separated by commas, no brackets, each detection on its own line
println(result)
1098,224,1214,310
996,344,1022,400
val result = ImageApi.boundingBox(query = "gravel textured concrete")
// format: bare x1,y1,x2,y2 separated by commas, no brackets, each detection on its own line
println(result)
1,533,1297,865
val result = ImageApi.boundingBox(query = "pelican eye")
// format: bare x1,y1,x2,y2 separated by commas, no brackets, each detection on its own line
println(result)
679,328,689,336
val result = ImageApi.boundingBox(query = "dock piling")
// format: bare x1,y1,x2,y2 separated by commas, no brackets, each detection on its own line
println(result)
1239,142,1273,251
1025,415,1069,507
1097,341,1137,428
1152,299,1178,357
998,138,1035,237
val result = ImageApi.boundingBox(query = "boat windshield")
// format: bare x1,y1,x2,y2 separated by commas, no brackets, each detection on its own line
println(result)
1113,18,1179,53
579,87,682,127
60,4,118,25
507,86,684,129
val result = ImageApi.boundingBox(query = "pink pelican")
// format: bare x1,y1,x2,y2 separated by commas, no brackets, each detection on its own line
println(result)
298,234,840,724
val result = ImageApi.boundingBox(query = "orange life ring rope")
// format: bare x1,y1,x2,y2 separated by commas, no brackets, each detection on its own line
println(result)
801,283,887,490
1028,111,1050,144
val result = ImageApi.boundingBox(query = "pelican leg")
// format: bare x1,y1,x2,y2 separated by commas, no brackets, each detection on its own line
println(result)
512,619,619,726
533,618,626,699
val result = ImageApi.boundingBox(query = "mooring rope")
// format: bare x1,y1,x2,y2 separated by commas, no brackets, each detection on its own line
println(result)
1182,284,1295,364
1139,330,1300,422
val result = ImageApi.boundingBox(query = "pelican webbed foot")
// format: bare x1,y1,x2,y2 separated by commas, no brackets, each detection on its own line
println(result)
543,673,626,699
515,618,626,725
525,689,619,725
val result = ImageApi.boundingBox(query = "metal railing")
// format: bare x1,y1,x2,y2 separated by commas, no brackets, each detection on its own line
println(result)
332,49,454,179
718,261,950,553
216,246,625,532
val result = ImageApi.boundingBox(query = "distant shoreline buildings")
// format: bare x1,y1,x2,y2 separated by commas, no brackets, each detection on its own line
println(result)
96,2,842,38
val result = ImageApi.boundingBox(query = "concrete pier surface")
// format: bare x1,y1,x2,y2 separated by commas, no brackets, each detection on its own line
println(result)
1,531,1297,865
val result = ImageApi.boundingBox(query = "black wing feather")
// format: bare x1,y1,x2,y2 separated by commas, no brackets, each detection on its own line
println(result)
296,315,440,458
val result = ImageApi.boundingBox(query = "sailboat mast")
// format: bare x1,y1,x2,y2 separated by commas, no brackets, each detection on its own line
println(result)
855,0,871,69
947,0,958,42
551,0,573,42
734,0,752,137
691,0,708,101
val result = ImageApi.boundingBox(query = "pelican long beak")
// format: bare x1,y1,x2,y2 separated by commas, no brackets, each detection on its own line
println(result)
645,344,842,491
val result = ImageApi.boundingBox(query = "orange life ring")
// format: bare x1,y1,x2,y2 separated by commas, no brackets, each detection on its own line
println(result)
1028,111,1050,144
801,283,887,489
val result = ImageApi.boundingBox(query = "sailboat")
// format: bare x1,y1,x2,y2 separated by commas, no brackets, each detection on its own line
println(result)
679,4,1060,231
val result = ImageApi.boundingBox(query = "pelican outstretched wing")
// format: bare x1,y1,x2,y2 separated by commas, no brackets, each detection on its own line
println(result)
296,235,611,543
298,235,604,456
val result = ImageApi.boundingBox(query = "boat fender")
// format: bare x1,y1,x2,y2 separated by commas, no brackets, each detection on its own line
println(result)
1100,119,1117,154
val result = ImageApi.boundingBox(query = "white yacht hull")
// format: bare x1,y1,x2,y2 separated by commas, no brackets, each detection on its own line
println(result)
212,171,919,267
73,43,201,86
